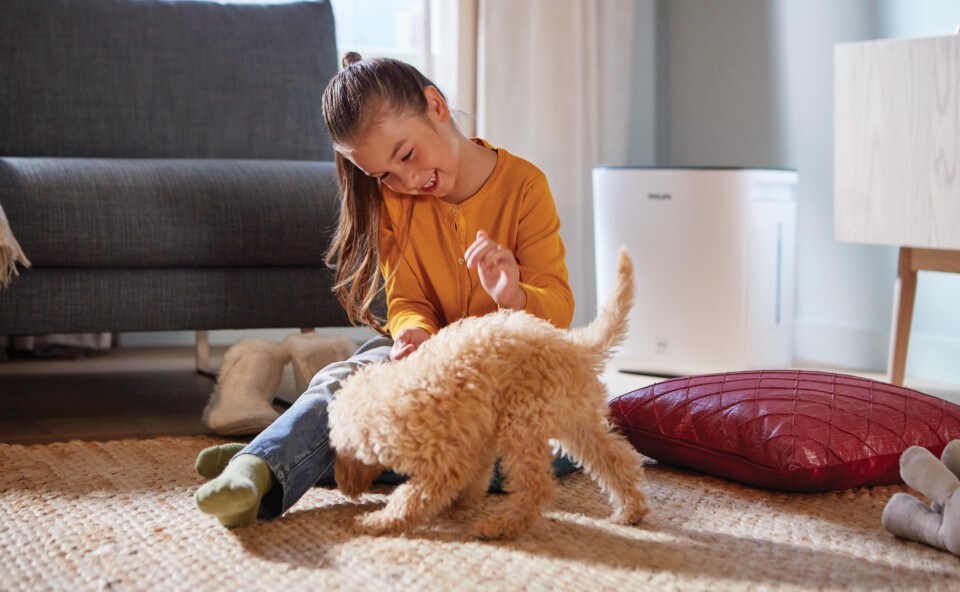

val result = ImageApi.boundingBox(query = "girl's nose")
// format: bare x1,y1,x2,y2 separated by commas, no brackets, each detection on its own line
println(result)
402,171,423,192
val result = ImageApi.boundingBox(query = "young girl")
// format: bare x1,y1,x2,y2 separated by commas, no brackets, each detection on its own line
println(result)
195,53,576,527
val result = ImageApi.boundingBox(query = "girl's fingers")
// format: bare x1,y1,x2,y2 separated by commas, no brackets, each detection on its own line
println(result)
390,341,417,361
464,235,492,263
465,240,497,269
465,230,496,267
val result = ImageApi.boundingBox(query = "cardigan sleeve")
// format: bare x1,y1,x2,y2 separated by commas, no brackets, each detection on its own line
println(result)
513,174,575,329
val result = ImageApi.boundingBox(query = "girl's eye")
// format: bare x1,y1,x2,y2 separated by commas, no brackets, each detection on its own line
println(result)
401,149,413,162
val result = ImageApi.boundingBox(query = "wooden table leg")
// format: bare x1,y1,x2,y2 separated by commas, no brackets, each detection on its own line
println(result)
887,248,917,385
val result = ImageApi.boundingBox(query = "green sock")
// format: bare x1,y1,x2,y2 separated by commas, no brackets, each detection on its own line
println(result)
195,443,247,479
195,454,274,527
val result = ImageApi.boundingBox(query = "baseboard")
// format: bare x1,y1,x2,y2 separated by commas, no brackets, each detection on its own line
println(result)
795,318,888,373
795,318,960,384
904,332,960,385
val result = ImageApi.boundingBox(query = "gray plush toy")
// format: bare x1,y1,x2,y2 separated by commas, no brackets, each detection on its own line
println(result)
882,440,960,555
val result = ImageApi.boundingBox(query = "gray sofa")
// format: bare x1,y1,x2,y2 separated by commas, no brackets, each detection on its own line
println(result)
0,0,353,337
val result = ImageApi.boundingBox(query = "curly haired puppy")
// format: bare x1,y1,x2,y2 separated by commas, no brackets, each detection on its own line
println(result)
328,248,648,539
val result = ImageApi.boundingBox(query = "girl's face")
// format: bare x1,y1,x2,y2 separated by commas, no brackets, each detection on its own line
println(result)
343,87,461,199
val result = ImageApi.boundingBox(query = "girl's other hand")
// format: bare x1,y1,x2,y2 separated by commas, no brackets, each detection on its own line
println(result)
465,230,526,310
390,327,431,361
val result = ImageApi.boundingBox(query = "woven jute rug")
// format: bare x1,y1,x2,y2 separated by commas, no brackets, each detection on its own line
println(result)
1,437,958,591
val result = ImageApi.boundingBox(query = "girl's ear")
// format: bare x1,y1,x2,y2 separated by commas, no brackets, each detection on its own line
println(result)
423,86,451,124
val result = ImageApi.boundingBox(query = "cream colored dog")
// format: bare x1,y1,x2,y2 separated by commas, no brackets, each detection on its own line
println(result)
328,248,648,539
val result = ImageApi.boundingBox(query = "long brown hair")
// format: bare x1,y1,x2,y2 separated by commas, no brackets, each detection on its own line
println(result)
322,52,444,333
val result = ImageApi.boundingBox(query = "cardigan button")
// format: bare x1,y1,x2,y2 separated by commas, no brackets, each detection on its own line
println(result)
457,257,465,265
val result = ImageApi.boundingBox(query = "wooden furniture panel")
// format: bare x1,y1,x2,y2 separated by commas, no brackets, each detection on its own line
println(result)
835,35,960,250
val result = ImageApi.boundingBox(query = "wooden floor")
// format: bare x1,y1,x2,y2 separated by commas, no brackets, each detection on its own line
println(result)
1,346,957,446
0,346,293,445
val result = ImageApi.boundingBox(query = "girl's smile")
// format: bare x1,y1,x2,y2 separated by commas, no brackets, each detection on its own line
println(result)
420,170,438,192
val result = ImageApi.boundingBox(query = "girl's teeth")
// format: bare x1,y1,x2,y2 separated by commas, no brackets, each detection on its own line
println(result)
423,172,436,189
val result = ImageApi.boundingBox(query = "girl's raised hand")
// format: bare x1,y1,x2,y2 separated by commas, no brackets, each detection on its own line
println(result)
464,230,527,310
390,327,431,361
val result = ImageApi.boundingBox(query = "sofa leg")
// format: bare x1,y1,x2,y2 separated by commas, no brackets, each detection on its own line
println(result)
196,330,215,378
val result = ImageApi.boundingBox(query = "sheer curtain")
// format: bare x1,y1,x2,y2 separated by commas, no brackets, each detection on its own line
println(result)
442,0,636,327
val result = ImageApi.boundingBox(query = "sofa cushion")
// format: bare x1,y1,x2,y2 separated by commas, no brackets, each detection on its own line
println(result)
609,370,960,492
0,0,336,160
0,158,339,267
0,266,350,334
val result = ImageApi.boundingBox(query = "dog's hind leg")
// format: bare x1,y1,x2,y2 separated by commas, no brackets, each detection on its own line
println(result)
469,433,555,540
558,407,649,525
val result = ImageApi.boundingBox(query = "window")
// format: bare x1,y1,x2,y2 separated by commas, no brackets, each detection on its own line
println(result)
331,0,431,74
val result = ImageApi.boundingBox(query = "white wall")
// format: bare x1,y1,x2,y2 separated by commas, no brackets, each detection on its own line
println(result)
655,0,784,168
635,0,960,384
773,0,894,372
878,0,960,39
627,0,657,166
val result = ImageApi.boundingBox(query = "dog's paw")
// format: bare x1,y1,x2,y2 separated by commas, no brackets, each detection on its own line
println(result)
354,510,407,536
469,512,535,540
611,494,649,525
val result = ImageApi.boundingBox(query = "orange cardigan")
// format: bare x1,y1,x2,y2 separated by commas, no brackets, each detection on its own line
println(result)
378,140,574,337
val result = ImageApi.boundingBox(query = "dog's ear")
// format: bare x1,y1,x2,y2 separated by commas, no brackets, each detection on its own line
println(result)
334,454,381,500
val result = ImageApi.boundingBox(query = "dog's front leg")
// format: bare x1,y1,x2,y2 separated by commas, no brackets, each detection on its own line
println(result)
335,454,382,500
355,476,457,536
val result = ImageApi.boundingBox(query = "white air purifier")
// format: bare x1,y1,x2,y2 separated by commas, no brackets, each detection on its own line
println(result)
593,167,798,376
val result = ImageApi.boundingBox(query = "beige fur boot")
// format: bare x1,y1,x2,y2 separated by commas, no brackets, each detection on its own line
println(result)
282,333,357,394
202,338,291,435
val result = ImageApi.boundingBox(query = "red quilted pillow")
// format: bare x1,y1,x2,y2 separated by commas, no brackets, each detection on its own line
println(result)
609,370,960,492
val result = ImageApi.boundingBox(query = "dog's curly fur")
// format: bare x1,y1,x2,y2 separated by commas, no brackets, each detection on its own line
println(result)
328,248,648,539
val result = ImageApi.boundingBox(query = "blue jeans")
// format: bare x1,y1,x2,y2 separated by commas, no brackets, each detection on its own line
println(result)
241,335,578,520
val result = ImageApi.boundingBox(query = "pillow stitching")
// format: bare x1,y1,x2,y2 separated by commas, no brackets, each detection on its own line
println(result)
717,372,738,452
934,398,946,434
681,375,696,444
789,370,798,469
829,372,837,464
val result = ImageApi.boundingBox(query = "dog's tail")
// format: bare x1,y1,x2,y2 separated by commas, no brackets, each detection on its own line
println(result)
568,247,634,367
